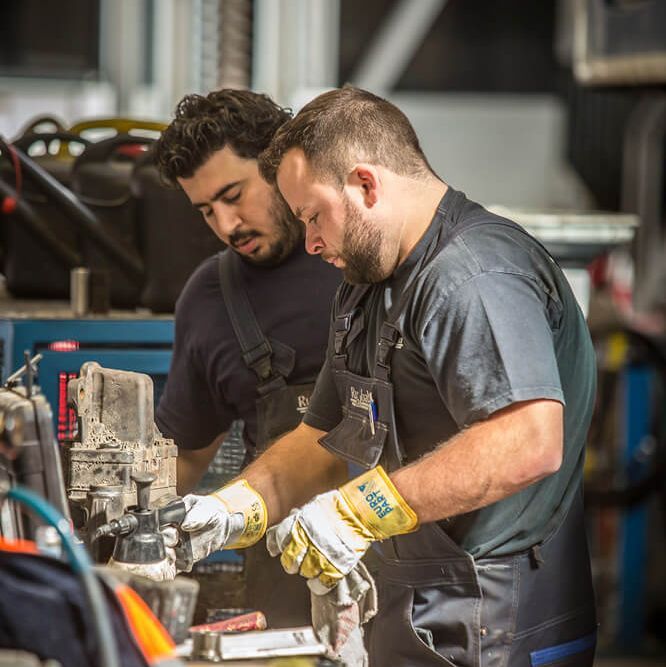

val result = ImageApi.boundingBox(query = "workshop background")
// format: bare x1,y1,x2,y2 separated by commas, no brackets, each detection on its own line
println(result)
0,1,664,665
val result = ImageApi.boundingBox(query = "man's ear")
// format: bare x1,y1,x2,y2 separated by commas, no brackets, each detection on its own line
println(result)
347,164,380,208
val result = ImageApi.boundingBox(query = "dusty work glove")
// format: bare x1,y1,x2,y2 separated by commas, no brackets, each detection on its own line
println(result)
310,561,377,667
266,466,417,589
171,479,267,572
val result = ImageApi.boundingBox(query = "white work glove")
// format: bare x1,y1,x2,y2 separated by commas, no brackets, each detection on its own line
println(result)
174,494,245,568
266,466,417,589
170,480,268,572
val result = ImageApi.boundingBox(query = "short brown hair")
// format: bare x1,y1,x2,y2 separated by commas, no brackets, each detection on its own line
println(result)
156,89,291,186
258,86,433,187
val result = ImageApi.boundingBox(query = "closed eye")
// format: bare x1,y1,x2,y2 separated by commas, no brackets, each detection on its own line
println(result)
308,213,318,226
221,191,241,204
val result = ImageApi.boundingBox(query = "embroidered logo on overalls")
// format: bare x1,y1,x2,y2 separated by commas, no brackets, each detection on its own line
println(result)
350,386,373,411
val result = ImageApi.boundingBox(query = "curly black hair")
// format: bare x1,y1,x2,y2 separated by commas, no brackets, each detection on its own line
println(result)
155,89,292,186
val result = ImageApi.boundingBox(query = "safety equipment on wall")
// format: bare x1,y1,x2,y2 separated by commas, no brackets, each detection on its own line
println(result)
1,115,66,217
267,466,418,589
70,133,155,307
0,114,222,311
0,129,91,298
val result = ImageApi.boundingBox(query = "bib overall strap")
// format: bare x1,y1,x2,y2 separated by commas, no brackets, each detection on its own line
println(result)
374,322,401,381
218,251,286,395
332,284,371,371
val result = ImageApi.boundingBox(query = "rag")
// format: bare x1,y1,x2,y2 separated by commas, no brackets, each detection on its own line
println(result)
309,561,377,667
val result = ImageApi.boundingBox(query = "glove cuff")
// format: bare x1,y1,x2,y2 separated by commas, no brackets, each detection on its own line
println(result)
339,465,418,540
210,480,267,548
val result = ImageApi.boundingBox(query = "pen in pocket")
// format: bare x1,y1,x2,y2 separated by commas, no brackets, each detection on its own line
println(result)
368,399,377,436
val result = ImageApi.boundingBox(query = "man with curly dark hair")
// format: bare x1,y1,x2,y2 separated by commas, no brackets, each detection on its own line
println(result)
152,89,341,627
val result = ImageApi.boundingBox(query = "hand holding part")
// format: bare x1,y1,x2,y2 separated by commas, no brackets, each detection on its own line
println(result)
173,480,267,571
266,465,417,589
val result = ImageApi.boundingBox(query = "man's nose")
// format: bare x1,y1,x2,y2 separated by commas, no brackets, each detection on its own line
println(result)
304,224,324,255
210,202,241,238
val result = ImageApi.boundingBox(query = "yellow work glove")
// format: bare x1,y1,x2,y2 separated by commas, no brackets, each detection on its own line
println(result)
174,479,267,571
266,466,418,589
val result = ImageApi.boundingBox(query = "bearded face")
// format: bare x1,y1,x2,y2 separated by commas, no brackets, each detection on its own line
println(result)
233,189,303,267
339,195,392,284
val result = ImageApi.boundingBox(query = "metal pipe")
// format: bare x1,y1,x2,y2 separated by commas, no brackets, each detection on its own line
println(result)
4,353,43,387
350,0,447,94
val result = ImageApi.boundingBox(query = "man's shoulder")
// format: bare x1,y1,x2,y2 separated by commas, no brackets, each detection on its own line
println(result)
434,203,551,279
454,203,546,260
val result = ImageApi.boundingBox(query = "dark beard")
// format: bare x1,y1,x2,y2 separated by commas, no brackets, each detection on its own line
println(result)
238,191,303,267
340,197,385,284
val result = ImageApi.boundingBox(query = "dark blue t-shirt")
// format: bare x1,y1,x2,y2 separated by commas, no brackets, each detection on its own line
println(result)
156,243,341,451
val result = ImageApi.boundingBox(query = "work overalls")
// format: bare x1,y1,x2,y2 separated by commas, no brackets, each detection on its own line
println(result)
217,250,312,627
318,197,597,666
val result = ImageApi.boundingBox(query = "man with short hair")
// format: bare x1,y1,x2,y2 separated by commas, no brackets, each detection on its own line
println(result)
152,89,341,627
168,87,597,665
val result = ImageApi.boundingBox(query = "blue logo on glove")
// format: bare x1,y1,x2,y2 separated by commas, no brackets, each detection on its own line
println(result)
363,489,393,519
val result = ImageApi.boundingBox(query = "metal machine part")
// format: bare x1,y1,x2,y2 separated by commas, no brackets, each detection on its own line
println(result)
0,354,70,539
64,362,178,521
190,630,222,662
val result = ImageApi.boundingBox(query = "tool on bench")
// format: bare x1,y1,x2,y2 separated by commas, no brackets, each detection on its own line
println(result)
92,471,200,644
93,472,193,571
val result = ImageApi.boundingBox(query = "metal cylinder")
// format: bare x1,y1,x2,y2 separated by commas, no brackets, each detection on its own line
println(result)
191,630,222,662
70,267,90,317
86,484,125,562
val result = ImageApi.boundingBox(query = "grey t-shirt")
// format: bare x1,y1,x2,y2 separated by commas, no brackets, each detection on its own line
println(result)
304,188,596,558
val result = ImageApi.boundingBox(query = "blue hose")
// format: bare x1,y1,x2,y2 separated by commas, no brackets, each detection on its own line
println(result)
6,485,120,667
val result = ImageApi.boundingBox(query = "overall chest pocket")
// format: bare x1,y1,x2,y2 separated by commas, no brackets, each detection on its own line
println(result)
319,406,387,469
255,382,314,451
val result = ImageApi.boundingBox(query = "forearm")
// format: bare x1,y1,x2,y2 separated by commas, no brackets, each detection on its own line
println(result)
240,421,347,525
391,399,563,524
176,432,227,495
